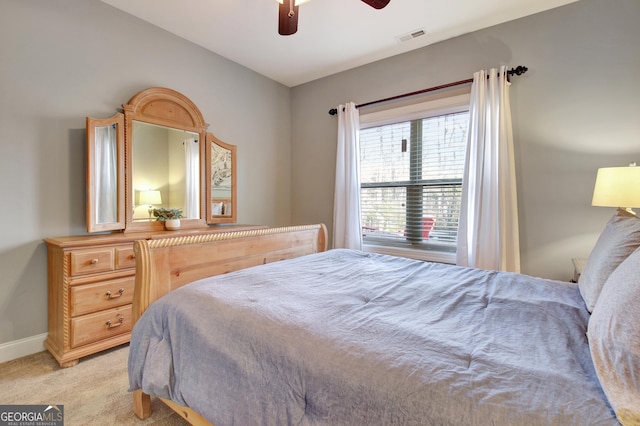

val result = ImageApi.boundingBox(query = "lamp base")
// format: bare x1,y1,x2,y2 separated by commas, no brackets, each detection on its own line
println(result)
621,207,637,216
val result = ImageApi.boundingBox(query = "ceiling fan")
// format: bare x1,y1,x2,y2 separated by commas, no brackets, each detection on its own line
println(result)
278,0,391,36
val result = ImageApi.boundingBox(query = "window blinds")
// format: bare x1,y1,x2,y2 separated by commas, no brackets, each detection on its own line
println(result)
360,111,468,249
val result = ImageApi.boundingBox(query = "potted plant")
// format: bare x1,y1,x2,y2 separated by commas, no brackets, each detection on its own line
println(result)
152,207,184,230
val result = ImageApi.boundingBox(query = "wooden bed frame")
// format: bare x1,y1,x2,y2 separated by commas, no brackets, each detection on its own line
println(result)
130,224,328,425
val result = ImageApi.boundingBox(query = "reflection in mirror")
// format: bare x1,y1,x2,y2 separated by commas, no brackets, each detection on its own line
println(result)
131,121,200,221
206,132,237,224
210,142,232,216
86,113,124,233
95,125,118,224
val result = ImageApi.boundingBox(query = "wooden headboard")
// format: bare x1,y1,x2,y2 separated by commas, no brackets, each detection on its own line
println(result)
131,224,328,323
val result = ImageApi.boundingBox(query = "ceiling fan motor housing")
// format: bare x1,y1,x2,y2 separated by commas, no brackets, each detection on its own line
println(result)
278,0,390,36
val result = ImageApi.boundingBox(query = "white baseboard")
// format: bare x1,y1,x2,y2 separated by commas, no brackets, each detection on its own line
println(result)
0,333,47,364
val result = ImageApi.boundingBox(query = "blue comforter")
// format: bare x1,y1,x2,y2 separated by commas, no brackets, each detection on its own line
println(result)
129,249,618,425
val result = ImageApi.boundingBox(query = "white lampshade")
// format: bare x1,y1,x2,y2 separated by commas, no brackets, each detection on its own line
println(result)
592,164,640,210
139,190,162,206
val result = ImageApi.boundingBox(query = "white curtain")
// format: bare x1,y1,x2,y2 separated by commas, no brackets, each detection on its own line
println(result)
333,102,363,250
184,138,199,219
457,66,521,272
95,125,117,224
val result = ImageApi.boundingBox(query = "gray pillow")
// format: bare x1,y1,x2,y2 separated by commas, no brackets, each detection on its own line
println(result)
588,246,640,425
579,209,640,312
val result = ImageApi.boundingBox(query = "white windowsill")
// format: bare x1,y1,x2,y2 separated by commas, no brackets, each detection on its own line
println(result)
362,244,456,264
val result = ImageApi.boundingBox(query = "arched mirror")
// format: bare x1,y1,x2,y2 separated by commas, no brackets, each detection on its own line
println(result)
86,87,237,233
123,87,208,232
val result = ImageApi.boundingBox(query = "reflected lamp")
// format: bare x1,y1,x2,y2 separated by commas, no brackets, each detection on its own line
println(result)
592,163,640,215
139,190,162,219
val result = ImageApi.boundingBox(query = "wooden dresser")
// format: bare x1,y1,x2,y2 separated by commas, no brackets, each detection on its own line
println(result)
45,225,265,367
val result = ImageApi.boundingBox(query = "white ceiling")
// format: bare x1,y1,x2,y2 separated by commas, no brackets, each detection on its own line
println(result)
101,0,578,87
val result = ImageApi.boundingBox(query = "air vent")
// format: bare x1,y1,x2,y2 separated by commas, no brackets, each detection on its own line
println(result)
396,28,427,43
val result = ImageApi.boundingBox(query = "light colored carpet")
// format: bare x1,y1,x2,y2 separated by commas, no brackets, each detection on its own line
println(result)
0,344,189,426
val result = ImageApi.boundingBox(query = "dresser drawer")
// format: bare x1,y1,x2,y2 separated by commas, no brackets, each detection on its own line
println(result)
116,246,136,269
70,276,135,317
70,248,114,276
70,305,132,348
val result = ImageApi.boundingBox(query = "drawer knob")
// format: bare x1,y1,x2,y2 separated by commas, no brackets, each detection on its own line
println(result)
106,288,125,300
106,317,124,328
90,258,99,265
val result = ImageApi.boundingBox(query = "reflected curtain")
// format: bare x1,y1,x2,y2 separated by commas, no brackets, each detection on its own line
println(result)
333,102,363,250
95,125,117,224
457,66,521,272
184,138,199,219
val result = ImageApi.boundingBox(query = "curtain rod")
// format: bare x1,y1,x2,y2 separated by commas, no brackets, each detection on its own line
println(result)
328,65,528,116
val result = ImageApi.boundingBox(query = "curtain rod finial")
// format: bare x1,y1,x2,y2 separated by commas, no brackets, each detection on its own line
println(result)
510,65,528,76
328,108,338,116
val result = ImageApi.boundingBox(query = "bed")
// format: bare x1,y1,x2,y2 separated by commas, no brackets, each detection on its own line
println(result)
128,217,640,425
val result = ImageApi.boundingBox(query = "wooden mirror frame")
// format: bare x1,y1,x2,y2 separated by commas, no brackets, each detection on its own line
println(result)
86,87,239,233
123,87,209,232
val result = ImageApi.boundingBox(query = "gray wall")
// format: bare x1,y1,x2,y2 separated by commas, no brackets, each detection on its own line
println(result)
291,0,640,280
0,0,291,345
1,0,639,349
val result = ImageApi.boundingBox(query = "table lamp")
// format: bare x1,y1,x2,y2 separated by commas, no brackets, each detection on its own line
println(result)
139,190,162,219
592,163,640,215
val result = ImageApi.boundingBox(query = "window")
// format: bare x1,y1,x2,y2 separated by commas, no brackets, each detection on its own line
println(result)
359,94,469,263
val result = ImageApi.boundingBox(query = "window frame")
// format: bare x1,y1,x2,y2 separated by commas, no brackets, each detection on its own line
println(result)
359,93,471,264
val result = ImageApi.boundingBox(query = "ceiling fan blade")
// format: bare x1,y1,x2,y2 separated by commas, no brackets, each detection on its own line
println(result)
279,0,299,36
361,0,390,9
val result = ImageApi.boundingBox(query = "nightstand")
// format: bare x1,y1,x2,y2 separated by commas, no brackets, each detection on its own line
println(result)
571,257,588,283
